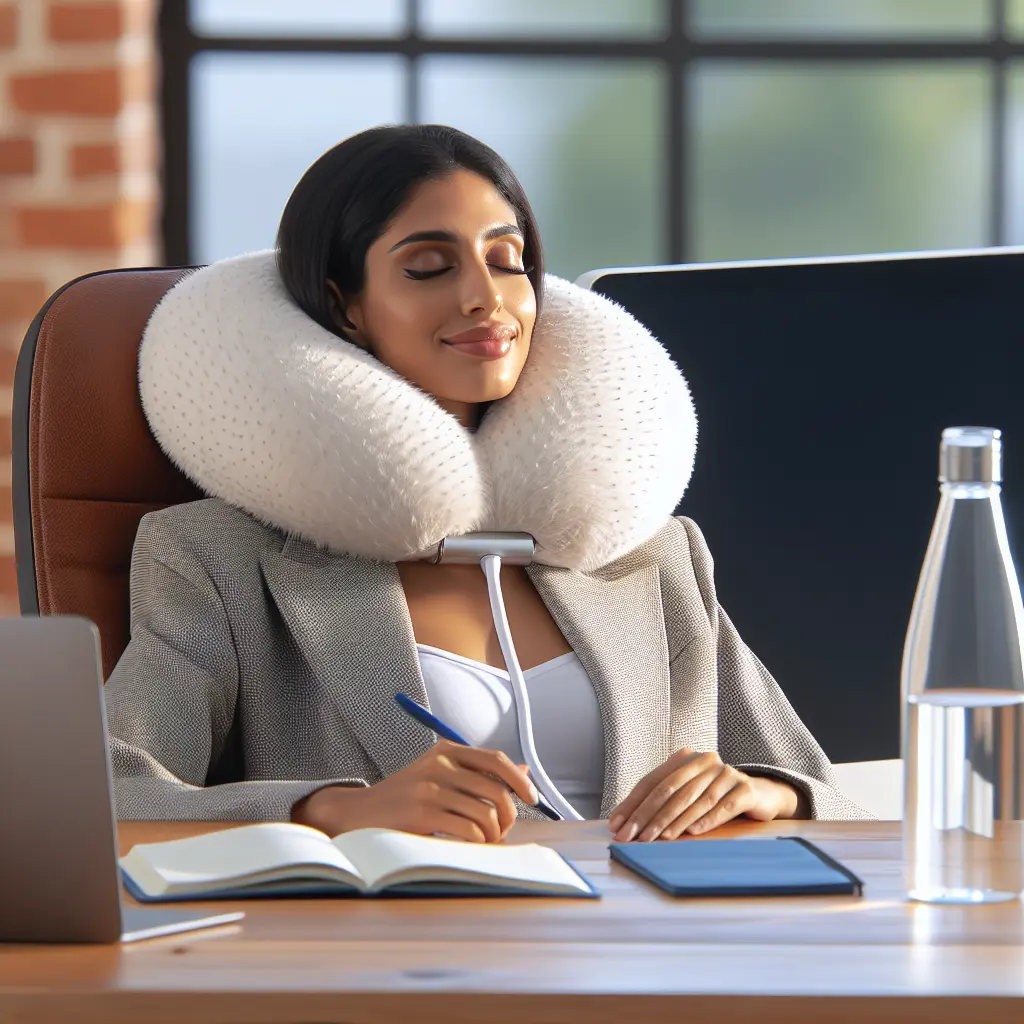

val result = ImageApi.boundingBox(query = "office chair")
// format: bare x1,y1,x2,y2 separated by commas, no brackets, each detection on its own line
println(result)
12,268,202,678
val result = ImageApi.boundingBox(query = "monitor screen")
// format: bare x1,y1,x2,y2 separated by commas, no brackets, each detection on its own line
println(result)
584,250,1024,763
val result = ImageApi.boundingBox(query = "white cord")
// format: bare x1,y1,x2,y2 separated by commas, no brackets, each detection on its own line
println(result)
479,554,583,821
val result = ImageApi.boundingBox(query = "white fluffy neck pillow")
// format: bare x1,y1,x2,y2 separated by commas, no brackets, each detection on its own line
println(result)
139,250,698,571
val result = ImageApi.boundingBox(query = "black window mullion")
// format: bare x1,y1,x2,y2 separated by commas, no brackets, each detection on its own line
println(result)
406,0,420,124
991,0,1008,247
159,0,195,266
670,0,688,264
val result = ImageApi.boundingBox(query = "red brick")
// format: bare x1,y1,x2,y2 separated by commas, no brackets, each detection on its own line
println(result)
14,199,152,249
0,3,16,48
10,68,122,116
70,141,119,177
15,205,121,249
0,279,49,321
49,2,124,42
0,137,36,176
74,130,156,179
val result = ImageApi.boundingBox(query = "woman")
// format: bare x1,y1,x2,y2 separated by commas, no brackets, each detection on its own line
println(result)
107,124,867,845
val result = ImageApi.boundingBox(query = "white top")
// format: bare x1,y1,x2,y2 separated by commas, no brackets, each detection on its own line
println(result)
416,644,606,820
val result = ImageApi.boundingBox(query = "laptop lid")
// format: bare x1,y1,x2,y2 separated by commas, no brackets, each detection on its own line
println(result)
580,247,1024,763
0,615,124,942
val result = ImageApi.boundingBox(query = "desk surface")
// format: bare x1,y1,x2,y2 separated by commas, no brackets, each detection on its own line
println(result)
1,819,1022,1023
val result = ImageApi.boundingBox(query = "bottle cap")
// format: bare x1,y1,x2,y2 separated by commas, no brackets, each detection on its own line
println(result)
939,426,1002,483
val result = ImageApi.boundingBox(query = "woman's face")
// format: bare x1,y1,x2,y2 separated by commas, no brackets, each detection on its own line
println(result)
330,170,537,428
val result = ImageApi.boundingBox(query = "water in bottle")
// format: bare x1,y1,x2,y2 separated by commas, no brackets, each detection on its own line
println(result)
902,427,1024,903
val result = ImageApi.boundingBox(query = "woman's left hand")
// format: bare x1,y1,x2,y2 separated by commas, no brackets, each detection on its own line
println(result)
607,749,803,842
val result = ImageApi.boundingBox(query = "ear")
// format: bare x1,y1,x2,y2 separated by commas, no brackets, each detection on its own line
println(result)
326,279,369,350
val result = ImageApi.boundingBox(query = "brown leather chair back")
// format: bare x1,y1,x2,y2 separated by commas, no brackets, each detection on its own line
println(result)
13,268,203,678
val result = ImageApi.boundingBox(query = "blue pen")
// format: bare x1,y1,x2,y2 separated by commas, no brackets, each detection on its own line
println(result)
393,692,562,821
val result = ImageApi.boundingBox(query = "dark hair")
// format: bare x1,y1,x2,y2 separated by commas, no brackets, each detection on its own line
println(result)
276,124,544,335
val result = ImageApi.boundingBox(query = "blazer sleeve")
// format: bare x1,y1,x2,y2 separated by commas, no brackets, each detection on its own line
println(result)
677,516,872,821
104,514,365,821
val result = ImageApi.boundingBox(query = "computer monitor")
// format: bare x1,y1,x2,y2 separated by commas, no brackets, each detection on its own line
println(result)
580,247,1024,764
0,616,243,943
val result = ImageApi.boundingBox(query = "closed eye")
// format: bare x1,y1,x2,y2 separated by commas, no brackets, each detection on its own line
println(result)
405,264,532,281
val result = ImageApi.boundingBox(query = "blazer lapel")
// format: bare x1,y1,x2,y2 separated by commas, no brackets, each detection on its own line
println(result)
259,537,433,782
527,563,672,817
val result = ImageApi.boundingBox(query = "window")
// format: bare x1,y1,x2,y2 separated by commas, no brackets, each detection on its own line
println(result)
162,0,1023,280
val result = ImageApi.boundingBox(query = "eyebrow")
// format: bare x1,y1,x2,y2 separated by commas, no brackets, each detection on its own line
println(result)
388,223,522,252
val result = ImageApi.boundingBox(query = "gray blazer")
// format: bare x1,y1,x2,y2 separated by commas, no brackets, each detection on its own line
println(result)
105,498,869,822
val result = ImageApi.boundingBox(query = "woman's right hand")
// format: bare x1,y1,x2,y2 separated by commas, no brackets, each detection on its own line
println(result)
291,740,539,842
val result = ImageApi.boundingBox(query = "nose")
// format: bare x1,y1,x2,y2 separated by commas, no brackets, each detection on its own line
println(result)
459,256,502,319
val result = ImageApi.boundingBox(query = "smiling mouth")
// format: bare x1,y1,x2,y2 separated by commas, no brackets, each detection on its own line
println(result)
442,324,516,360
443,337,513,359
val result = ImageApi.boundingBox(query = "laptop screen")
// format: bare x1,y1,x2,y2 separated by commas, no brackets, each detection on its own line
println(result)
585,250,1024,763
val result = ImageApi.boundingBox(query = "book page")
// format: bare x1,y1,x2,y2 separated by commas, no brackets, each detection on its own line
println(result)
334,829,592,895
122,823,364,897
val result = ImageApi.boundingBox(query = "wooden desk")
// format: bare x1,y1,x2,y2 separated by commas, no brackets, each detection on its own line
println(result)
1,819,1022,1023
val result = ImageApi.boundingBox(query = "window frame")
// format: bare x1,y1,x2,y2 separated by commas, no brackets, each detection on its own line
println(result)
159,0,1021,266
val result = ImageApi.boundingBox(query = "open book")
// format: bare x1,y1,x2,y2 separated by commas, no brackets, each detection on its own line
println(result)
120,824,598,901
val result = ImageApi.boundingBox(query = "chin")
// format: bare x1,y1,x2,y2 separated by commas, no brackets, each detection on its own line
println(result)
481,376,521,402
463,377,522,405
436,364,526,406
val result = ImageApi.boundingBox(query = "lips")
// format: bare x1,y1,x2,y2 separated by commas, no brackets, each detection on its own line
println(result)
442,323,516,360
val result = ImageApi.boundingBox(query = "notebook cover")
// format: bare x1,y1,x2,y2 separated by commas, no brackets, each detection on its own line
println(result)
121,853,599,902
609,837,864,897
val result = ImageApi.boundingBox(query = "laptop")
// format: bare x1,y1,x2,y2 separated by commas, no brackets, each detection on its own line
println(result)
579,246,1024,765
0,615,243,943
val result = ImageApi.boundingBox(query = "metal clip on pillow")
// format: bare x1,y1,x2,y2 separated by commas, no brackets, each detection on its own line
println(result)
431,533,584,821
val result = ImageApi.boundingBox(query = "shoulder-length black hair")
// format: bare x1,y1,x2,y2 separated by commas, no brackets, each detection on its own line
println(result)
276,124,545,335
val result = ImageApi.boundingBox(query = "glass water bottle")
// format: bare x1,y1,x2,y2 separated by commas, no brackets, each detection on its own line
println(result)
902,427,1024,904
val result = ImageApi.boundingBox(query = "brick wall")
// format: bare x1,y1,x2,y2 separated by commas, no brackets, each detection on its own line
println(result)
0,0,159,614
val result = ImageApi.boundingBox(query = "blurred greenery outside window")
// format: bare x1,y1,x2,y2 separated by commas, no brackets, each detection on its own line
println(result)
169,0,1024,282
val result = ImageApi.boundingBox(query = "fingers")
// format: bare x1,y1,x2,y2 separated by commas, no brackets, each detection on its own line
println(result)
438,788,504,843
608,748,697,834
625,765,723,843
449,770,518,836
661,771,752,839
681,775,757,836
418,743,527,841
446,743,539,806
429,809,489,844
612,751,721,842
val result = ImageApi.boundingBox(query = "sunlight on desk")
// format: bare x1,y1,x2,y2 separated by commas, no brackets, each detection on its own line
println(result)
1,818,1021,1024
